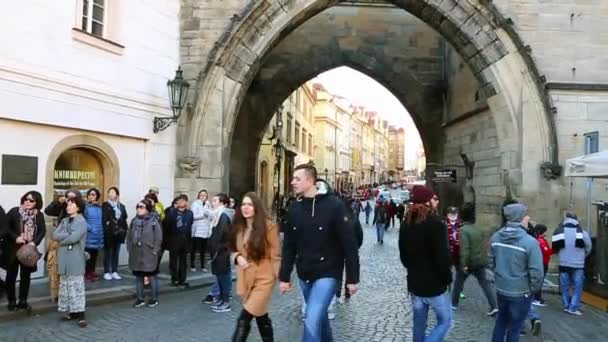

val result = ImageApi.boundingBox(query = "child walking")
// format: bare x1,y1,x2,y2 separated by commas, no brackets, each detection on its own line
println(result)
533,224,552,306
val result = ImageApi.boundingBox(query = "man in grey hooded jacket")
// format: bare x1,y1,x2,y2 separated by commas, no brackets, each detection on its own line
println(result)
488,203,544,342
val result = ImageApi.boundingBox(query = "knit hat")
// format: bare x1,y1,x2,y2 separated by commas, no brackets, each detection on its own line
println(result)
503,203,528,223
149,186,159,194
411,186,435,204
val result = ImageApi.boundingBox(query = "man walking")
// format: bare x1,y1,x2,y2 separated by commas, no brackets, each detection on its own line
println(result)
552,212,592,316
165,194,193,287
364,201,372,225
489,203,544,342
451,203,498,316
399,186,452,342
372,201,389,244
279,163,360,342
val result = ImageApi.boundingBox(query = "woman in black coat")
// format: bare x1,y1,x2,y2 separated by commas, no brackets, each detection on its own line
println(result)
0,205,8,300
5,191,46,311
101,187,128,281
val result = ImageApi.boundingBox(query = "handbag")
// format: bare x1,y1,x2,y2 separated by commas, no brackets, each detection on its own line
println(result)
16,244,41,268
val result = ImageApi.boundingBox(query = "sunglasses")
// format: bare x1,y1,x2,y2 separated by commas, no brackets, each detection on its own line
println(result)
24,197,36,203
136,205,146,209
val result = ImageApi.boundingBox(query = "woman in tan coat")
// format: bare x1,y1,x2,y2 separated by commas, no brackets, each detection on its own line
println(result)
229,192,281,342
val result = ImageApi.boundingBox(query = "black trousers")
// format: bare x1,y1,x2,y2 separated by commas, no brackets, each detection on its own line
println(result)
5,260,32,302
190,237,208,269
169,236,189,284
85,248,99,274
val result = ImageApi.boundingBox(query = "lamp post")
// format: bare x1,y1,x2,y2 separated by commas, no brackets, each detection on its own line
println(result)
154,66,191,133
324,168,329,180
269,105,284,214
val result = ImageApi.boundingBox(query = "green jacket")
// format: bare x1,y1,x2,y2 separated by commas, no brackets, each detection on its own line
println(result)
460,222,486,270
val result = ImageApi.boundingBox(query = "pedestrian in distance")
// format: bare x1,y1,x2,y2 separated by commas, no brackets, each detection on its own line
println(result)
396,201,405,227
208,193,234,313
372,200,388,244
336,196,364,302
5,191,46,313
165,194,193,287
229,192,281,342
127,199,162,308
279,163,360,342
552,212,592,316
52,196,88,327
388,199,397,229
84,188,104,282
364,201,372,225
45,189,81,301
191,189,212,273
533,224,551,306
102,187,128,281
489,203,544,342
399,186,452,342
451,203,498,316
0,205,7,301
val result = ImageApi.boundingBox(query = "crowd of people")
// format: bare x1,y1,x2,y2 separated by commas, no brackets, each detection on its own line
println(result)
0,162,596,341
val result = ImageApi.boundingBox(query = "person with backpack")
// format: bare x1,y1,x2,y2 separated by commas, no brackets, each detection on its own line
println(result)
373,201,389,244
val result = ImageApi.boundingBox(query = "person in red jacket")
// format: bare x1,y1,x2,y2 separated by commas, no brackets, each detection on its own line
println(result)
533,224,551,306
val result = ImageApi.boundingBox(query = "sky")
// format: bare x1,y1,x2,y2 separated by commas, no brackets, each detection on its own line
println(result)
314,66,423,168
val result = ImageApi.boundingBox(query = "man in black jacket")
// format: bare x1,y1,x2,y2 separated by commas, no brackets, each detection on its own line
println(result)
165,194,193,287
279,163,360,342
399,186,452,341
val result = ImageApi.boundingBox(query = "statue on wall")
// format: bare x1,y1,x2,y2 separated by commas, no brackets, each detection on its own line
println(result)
178,156,201,176
460,152,476,217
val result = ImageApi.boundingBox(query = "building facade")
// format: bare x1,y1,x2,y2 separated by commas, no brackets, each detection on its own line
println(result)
389,126,406,179
0,0,180,277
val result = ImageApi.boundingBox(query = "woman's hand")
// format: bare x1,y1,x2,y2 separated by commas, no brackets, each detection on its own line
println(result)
16,237,25,244
236,255,249,269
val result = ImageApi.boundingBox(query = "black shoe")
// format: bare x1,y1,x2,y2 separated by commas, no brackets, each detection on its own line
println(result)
147,300,159,308
133,299,146,308
257,316,274,342
202,295,216,304
179,282,190,288
16,301,31,311
171,281,179,287
7,300,16,312
531,319,542,336
231,317,251,342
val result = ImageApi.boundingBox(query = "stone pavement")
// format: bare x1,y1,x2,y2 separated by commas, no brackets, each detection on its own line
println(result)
1,212,607,341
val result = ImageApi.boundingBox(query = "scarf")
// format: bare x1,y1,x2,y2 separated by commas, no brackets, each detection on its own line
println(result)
108,200,122,220
132,214,152,245
19,205,38,243
446,219,462,256
211,207,226,228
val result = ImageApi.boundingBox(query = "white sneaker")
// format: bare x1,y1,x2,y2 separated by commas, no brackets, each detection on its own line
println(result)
103,273,112,280
190,268,197,273
111,272,122,280
201,268,209,273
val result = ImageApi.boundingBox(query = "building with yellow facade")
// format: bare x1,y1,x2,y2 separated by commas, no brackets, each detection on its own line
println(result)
389,126,406,179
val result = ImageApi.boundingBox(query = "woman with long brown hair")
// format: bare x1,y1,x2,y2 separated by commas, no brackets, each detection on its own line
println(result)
399,186,452,342
229,192,281,342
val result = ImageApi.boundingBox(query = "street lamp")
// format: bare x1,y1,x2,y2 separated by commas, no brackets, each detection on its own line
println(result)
154,66,191,133
324,168,329,180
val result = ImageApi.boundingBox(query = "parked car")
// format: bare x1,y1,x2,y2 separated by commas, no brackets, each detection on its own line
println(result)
397,190,410,203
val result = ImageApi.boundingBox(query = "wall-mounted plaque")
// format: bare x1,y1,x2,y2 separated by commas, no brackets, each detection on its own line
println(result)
1,154,38,185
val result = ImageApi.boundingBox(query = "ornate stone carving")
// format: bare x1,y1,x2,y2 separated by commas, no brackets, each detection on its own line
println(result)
178,156,201,175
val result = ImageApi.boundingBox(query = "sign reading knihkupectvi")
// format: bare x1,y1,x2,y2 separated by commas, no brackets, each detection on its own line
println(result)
1,154,38,185
432,169,457,183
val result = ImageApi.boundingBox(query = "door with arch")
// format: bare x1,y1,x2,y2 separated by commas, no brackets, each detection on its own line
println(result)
53,147,105,200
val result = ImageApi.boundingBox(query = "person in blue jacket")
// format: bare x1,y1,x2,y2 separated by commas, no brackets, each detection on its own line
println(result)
84,188,104,282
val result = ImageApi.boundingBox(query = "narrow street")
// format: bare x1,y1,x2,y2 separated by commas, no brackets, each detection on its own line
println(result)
1,206,607,341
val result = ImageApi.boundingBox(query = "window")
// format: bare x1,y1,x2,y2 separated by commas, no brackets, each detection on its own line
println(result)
302,129,307,153
286,114,293,144
82,0,105,37
295,122,300,149
308,134,313,155
585,131,599,155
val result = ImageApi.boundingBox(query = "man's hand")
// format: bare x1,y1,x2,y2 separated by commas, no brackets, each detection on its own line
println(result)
16,237,25,244
279,282,292,294
236,255,249,269
347,283,358,296
463,266,469,274
28,242,36,247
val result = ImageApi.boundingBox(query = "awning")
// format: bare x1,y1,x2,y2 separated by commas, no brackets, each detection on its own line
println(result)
565,151,608,178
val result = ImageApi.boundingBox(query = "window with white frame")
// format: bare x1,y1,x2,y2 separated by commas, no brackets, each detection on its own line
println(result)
82,0,106,37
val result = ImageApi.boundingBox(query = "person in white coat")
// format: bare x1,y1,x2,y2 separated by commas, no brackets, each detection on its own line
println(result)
191,190,212,272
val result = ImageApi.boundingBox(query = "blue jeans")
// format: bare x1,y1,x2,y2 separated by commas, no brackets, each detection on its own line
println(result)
375,223,385,242
527,302,540,321
299,277,337,342
492,293,532,342
103,243,121,273
411,292,452,342
209,279,220,297
135,275,159,301
560,268,584,311
216,272,232,302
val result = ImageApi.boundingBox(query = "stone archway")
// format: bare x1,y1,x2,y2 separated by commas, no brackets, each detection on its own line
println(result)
181,0,561,225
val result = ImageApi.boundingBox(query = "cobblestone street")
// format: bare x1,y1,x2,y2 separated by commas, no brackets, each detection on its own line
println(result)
1,213,607,341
